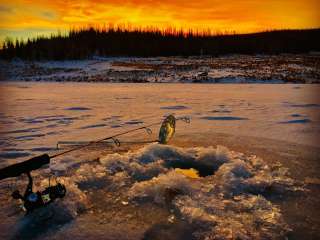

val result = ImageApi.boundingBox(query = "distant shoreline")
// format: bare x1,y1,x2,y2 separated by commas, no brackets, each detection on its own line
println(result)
0,54,319,83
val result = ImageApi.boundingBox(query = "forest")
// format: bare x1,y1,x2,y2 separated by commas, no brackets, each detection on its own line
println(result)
1,27,319,60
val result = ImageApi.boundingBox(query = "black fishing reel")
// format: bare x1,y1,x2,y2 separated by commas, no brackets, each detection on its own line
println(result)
42,182,66,201
10,172,66,213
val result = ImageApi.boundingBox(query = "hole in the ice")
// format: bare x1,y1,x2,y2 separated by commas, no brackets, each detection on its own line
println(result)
165,160,217,177
175,168,200,179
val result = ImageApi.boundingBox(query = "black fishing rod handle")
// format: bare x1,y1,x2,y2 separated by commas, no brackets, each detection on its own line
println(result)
0,154,50,180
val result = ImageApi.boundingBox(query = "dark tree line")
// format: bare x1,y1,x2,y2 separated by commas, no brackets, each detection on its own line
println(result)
1,27,319,60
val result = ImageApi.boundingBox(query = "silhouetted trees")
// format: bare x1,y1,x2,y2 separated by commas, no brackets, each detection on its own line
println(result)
1,27,319,60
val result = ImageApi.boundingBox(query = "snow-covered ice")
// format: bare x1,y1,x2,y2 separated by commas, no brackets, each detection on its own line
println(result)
0,82,319,239
1,54,319,83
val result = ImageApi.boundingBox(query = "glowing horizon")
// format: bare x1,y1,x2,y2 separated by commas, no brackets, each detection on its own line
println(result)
0,0,319,44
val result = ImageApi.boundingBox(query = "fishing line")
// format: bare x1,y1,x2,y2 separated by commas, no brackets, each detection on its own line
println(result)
50,122,161,159
54,115,190,156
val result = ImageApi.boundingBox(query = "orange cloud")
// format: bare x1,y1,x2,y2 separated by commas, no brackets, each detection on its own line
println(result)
0,0,319,43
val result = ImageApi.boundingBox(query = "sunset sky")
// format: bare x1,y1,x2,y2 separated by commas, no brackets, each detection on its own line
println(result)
0,0,319,44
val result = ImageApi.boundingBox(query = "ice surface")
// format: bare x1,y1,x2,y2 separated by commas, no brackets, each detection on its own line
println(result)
0,141,312,239
5,143,295,239
0,83,319,167
98,144,299,239
0,82,318,239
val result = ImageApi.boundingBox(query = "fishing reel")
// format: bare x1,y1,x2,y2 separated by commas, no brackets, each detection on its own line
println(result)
43,175,66,201
10,171,66,213
40,182,66,205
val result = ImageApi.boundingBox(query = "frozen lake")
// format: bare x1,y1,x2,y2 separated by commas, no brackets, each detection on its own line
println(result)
0,82,319,239
0,83,319,165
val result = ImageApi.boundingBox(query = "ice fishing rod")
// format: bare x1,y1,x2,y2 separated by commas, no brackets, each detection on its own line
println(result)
53,115,189,158
0,115,190,181
56,115,190,150
0,115,190,214
55,121,157,151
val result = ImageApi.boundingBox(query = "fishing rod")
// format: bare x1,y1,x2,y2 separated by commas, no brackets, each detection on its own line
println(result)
0,124,156,181
52,123,155,158
0,114,189,213
56,140,157,148
0,115,190,180
56,116,190,150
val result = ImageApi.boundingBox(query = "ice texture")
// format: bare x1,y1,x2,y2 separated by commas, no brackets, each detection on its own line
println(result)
97,144,299,239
